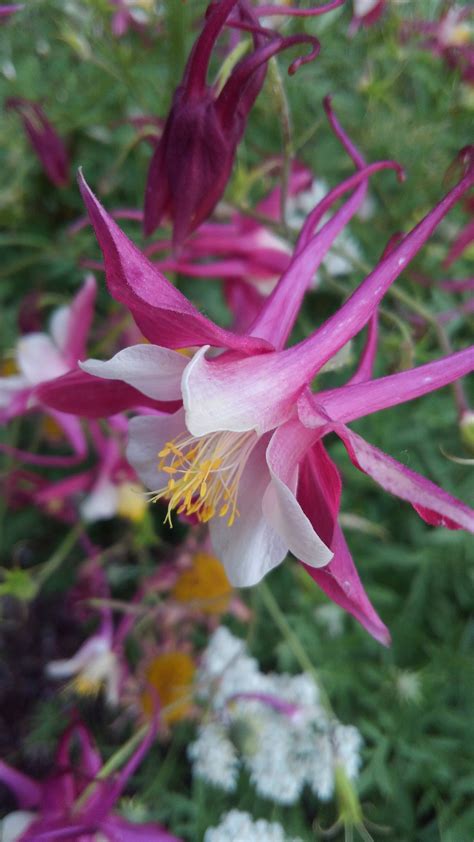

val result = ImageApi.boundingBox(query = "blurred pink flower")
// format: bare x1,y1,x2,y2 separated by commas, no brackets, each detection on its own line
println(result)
5,97,69,186
0,721,180,841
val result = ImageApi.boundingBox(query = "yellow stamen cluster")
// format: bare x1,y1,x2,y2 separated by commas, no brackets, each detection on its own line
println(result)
150,430,256,527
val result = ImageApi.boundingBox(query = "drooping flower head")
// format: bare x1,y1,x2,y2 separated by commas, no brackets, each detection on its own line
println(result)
5,97,69,187
143,0,343,247
40,104,474,645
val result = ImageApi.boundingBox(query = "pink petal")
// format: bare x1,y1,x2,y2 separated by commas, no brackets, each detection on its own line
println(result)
294,158,474,374
0,762,40,809
444,218,474,266
81,344,188,401
17,333,69,384
78,172,272,355
62,274,97,364
209,436,288,586
348,311,378,384
36,369,179,418
47,410,87,457
262,420,333,568
303,347,474,425
298,442,390,644
257,0,345,17
337,425,474,531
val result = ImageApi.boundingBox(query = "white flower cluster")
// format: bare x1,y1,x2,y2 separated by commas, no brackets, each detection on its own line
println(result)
188,628,363,805
204,809,302,842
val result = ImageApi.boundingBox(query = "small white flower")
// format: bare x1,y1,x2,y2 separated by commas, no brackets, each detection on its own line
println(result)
188,722,239,793
204,809,302,842
191,627,363,808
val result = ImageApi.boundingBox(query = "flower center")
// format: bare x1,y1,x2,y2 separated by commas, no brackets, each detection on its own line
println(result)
151,430,257,526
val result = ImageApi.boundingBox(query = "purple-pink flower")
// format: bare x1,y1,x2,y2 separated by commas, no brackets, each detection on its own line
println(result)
39,106,474,645
0,721,180,841
5,97,69,187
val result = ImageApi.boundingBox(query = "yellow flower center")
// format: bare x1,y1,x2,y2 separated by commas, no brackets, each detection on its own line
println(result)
151,429,257,527
142,651,195,724
172,551,232,614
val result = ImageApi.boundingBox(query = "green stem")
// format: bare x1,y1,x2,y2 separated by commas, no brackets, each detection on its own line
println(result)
73,723,149,813
35,523,83,588
268,57,294,232
259,579,333,713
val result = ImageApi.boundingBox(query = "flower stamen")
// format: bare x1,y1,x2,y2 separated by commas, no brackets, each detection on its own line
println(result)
150,430,257,527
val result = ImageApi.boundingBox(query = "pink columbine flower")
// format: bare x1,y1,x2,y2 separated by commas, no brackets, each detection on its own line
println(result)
0,721,181,841
109,0,156,38
143,0,343,246
350,0,386,32
403,5,474,85
5,97,69,186
39,107,474,644
0,275,97,456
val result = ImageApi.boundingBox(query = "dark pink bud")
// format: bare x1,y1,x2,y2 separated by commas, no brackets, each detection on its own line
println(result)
5,97,69,187
144,0,321,248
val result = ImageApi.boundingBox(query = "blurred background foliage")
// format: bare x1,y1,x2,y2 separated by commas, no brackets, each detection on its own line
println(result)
0,1,473,840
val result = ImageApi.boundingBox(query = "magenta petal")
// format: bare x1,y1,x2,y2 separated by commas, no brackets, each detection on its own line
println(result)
6,98,69,187
63,274,97,365
79,173,272,354
337,425,474,532
308,347,474,425
348,311,378,385
295,157,474,374
37,369,180,418
298,443,390,644
444,218,474,267
0,761,41,808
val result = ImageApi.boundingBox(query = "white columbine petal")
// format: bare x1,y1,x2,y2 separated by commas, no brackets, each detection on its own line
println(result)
209,437,288,586
80,344,188,400
16,333,69,385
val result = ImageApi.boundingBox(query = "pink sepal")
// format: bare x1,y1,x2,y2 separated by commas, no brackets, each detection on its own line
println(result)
37,368,180,418
299,442,390,645
79,172,272,355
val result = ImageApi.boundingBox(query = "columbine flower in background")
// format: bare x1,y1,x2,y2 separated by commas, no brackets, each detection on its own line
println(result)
143,0,341,246
0,274,96,455
189,627,363,804
0,721,181,841
5,97,69,186
204,810,303,842
350,0,386,32
403,5,474,86
46,616,122,706
38,108,474,644
109,0,158,38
